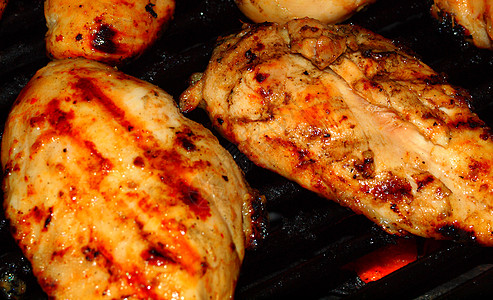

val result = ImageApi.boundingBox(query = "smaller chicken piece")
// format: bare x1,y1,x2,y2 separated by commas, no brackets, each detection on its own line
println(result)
45,0,175,65
234,0,375,24
431,0,493,49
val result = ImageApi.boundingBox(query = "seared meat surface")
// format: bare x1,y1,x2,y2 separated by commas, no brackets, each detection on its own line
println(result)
234,0,375,24
180,18,493,245
45,0,175,64
431,0,493,49
1,58,263,299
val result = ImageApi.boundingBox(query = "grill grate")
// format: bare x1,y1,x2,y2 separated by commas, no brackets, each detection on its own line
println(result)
1,0,493,299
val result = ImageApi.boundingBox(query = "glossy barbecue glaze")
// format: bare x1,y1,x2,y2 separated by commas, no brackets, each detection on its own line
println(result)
1,58,264,299
45,0,175,65
431,0,493,49
180,18,493,246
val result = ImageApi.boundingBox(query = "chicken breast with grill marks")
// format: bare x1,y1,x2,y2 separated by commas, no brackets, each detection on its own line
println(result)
1,58,265,299
180,18,493,245
431,0,493,49
45,0,175,65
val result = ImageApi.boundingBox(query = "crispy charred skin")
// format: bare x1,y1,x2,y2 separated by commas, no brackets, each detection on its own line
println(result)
180,18,493,246
44,0,175,65
1,58,264,299
431,0,493,49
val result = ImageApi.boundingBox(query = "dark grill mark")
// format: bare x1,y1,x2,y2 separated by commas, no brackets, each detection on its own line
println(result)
255,72,269,83
92,24,117,54
145,3,158,18
141,248,175,267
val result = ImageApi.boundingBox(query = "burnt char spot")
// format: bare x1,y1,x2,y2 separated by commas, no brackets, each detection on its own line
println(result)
75,34,83,41
43,207,53,230
451,116,486,130
301,25,319,33
217,118,224,125
438,224,476,242
92,23,117,54
416,174,435,192
200,261,209,276
354,153,375,179
255,73,269,83
145,3,158,18
133,156,145,168
82,246,101,262
176,132,196,152
364,175,412,202
468,159,490,182
141,248,175,267
480,128,493,141
245,49,257,63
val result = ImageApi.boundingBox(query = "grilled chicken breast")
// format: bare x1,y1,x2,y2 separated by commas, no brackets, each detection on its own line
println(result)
180,18,493,246
1,58,264,299
431,0,493,49
45,0,175,65
235,0,375,24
